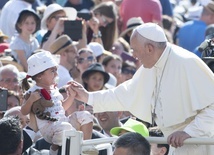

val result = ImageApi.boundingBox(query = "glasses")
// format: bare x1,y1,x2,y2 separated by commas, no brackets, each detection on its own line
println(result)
52,15,67,20
122,68,136,75
77,56,94,64
0,78,19,84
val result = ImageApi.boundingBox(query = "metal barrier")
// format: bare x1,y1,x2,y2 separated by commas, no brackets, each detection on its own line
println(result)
61,130,214,155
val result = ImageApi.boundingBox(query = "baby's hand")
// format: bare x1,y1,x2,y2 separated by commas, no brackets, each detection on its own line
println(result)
66,85,77,98
29,91,41,103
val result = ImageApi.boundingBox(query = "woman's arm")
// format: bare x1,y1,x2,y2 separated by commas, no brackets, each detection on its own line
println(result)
87,17,103,45
42,19,64,51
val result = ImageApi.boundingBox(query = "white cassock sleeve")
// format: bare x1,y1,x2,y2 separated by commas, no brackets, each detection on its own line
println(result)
184,103,214,137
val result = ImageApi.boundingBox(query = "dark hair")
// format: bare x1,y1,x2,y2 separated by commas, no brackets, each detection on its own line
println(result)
21,71,44,92
78,48,93,55
114,132,151,155
0,116,22,154
102,54,122,67
93,1,118,50
15,10,40,34
162,15,173,31
0,37,5,43
83,71,105,91
149,127,169,155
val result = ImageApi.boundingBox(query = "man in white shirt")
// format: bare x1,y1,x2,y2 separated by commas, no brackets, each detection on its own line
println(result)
0,0,34,41
50,34,78,88
70,23,214,155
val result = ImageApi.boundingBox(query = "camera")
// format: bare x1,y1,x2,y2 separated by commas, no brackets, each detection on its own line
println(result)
63,20,82,41
199,39,214,72
198,39,214,57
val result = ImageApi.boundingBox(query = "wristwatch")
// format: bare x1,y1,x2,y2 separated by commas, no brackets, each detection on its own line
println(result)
92,31,102,39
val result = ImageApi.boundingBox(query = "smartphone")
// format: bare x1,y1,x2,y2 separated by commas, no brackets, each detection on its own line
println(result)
0,88,8,111
64,20,82,41
77,12,92,21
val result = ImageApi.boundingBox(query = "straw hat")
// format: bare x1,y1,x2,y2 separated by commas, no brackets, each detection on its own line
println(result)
204,1,214,14
50,35,78,54
0,30,8,40
120,17,144,37
110,118,149,137
41,3,64,30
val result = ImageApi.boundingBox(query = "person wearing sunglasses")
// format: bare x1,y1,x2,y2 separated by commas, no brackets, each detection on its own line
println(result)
72,48,96,85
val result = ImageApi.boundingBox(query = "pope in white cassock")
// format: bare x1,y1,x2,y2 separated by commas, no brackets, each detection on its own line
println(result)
70,23,214,155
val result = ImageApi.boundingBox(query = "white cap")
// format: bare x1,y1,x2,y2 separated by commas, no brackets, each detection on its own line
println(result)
185,6,203,20
135,23,167,42
105,73,117,89
87,42,105,57
27,50,58,76
41,3,64,30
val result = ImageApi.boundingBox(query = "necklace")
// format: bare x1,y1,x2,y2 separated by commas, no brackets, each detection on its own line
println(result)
152,49,171,126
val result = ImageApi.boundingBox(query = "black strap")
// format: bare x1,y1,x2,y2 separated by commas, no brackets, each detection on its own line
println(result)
53,40,72,54
127,23,142,29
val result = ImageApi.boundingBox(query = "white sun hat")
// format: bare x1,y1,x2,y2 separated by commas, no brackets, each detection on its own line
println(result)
87,42,105,57
135,23,168,42
27,50,58,76
105,73,117,89
41,3,64,30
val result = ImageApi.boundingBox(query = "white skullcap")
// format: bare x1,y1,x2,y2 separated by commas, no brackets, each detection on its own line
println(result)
135,23,167,42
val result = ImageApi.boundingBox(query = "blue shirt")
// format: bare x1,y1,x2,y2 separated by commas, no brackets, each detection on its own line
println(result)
178,20,206,52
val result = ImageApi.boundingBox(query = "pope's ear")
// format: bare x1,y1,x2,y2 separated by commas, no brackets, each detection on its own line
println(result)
145,43,155,54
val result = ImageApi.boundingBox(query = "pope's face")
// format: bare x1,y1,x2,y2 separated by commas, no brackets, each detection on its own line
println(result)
130,32,154,68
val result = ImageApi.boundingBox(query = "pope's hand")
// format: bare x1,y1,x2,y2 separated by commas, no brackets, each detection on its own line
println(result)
68,81,89,103
167,131,191,148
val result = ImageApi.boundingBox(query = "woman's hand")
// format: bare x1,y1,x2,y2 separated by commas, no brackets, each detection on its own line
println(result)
87,16,99,34
52,18,66,36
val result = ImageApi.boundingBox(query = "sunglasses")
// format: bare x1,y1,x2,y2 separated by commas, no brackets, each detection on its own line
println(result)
77,56,94,64
122,68,136,75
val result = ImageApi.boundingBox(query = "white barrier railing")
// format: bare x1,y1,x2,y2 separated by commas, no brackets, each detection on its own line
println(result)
61,130,214,155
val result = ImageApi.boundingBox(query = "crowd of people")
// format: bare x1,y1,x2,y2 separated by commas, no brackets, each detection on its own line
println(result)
0,0,214,155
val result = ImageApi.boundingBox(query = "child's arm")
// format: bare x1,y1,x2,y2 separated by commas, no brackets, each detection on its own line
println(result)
15,50,28,71
21,91,41,115
62,85,76,111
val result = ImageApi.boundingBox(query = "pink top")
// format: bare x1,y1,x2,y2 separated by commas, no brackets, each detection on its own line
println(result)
120,0,162,31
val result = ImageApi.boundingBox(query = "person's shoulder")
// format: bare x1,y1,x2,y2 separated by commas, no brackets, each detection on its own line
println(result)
170,44,200,61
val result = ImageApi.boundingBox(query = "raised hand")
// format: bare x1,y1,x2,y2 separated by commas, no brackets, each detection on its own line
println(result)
68,81,89,103
87,16,99,34
167,131,191,148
